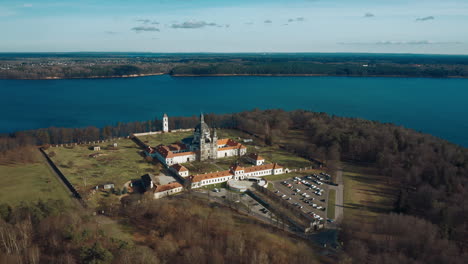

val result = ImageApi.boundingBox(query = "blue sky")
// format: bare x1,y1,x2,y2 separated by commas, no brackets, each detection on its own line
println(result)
1,0,468,54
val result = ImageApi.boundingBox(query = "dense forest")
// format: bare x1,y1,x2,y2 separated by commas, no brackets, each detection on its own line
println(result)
1,53,468,79
1,109,468,263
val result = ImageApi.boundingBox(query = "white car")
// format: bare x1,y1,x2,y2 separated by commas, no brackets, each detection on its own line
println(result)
317,206,323,210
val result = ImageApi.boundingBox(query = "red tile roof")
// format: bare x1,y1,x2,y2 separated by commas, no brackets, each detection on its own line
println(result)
171,163,188,172
155,182,183,193
231,164,244,172
156,145,195,158
247,153,265,161
190,170,233,183
244,163,283,173
217,138,247,151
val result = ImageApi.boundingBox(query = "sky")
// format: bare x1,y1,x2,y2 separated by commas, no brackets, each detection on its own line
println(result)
1,0,468,54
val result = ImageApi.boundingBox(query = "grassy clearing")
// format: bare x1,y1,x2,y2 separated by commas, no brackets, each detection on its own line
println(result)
218,130,313,169
183,161,225,174
46,138,154,194
327,189,336,219
253,146,313,169
342,163,397,222
0,163,73,206
137,131,193,146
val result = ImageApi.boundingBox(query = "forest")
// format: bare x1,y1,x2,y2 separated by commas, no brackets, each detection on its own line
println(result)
0,195,320,264
1,53,468,79
1,109,467,263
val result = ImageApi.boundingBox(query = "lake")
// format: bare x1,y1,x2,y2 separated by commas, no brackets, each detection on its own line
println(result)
1,75,467,147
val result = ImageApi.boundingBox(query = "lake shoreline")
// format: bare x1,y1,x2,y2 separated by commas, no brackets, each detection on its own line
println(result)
1,72,165,80
2,72,467,80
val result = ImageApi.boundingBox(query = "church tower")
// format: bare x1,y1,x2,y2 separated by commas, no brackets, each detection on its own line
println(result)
211,128,218,160
163,113,169,133
197,113,212,161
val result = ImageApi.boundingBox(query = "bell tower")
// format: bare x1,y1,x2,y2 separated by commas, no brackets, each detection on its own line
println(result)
163,113,169,132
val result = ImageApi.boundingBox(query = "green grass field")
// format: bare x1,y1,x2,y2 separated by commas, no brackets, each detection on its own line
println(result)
327,189,336,219
342,163,397,222
0,163,73,206
46,138,155,194
137,131,193,146
184,160,226,174
253,146,313,169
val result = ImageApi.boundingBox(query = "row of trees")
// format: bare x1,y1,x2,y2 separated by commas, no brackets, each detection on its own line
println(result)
170,61,468,78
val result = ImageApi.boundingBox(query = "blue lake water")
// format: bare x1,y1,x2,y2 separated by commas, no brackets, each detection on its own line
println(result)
0,75,467,147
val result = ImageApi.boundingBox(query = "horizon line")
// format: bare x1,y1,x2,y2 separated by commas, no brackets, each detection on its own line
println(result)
1,51,468,56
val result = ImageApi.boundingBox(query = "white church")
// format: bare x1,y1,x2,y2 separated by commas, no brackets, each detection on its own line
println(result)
146,113,247,166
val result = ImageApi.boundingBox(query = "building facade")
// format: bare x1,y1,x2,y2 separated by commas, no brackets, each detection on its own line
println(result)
162,113,169,133
147,114,246,166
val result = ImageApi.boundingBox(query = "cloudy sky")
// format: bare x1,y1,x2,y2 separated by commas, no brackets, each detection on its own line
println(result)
1,0,468,54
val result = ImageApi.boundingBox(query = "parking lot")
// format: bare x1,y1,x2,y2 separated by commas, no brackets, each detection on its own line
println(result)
271,173,332,223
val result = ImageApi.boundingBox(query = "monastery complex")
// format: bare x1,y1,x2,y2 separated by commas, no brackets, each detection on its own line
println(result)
141,114,287,199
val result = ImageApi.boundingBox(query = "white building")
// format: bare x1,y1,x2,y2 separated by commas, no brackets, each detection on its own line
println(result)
146,114,246,166
141,173,183,199
246,153,265,166
189,163,284,189
153,182,183,199
169,163,189,177
162,113,169,133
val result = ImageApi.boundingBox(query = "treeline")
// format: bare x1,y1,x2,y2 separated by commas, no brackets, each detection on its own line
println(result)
0,199,164,264
0,196,321,264
170,61,468,78
2,53,468,79
342,213,468,264
119,195,319,264
0,136,40,165
0,64,169,79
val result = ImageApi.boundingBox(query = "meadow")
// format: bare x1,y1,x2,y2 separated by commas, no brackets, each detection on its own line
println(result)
45,138,155,195
0,162,73,206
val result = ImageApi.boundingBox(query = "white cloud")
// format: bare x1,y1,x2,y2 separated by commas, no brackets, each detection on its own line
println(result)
171,21,217,29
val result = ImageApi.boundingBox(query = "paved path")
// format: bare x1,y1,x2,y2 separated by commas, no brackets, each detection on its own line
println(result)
328,170,344,225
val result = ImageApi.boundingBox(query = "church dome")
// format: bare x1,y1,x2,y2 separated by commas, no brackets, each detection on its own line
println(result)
195,122,210,132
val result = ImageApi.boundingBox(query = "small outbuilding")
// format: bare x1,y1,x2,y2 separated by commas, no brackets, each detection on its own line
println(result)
246,153,265,166
103,183,114,190
93,146,101,151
